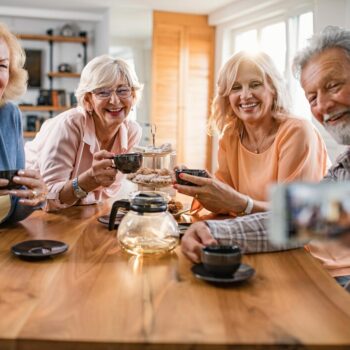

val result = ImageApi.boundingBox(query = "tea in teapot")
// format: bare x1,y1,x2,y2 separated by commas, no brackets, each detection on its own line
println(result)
109,192,179,255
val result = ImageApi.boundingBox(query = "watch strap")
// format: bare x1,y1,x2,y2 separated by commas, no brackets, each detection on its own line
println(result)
72,177,88,199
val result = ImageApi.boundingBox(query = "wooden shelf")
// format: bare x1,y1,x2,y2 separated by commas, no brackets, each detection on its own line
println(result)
23,131,37,138
17,33,88,44
19,105,69,112
47,72,80,78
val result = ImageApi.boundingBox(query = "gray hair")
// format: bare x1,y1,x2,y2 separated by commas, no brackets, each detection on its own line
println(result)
75,55,143,108
293,25,350,79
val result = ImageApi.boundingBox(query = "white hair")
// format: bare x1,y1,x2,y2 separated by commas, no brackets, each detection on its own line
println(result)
75,55,143,108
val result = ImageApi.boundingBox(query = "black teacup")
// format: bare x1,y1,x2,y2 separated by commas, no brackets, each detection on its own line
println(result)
113,153,143,174
175,169,209,186
201,245,242,276
0,170,21,189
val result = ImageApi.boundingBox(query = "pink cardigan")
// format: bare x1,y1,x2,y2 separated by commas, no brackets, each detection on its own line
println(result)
25,107,142,211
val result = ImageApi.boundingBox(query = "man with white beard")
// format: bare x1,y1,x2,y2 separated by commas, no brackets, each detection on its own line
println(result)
181,26,350,290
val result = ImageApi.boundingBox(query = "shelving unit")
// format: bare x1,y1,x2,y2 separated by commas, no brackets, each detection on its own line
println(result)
23,131,37,139
47,72,80,78
17,33,87,90
19,105,68,112
17,34,88,44
17,32,88,137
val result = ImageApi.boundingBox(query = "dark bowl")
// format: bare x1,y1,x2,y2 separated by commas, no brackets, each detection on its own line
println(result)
113,153,143,174
201,245,242,276
0,169,21,189
175,169,209,186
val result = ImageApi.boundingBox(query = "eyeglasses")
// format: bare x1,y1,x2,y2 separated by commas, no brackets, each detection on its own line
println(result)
92,86,133,100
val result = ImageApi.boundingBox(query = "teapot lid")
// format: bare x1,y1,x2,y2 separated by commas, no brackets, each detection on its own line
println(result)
130,192,167,213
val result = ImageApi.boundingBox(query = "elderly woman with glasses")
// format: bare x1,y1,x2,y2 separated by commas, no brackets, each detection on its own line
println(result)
25,55,143,211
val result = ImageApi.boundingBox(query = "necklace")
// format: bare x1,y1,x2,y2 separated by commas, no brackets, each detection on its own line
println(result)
240,124,277,154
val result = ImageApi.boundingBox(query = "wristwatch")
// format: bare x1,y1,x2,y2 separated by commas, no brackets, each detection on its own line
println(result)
243,196,254,215
72,177,88,199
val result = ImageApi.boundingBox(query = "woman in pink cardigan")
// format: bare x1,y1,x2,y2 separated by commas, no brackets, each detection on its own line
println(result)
25,55,142,211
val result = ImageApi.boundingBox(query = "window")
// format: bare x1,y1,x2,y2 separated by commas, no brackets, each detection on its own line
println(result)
233,11,313,119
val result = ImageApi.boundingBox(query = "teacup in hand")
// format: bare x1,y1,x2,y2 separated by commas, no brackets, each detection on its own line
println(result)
113,153,143,174
0,170,22,190
201,245,242,276
175,169,209,186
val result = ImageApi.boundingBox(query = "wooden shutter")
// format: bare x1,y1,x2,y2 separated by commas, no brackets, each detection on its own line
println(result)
151,11,215,170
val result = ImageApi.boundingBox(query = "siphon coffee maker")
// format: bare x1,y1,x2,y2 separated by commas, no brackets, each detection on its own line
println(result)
109,192,179,255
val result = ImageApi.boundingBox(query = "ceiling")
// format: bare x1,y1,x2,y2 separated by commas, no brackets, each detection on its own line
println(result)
1,0,236,38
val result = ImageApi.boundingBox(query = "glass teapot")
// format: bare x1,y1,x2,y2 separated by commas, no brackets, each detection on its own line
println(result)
109,192,179,255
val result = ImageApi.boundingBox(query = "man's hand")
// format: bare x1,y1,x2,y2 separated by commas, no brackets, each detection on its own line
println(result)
181,221,218,263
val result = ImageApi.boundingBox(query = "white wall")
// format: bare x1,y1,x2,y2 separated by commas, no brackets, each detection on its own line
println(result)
314,0,350,31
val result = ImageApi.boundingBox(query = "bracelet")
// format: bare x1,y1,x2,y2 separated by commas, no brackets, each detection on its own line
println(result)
240,195,254,215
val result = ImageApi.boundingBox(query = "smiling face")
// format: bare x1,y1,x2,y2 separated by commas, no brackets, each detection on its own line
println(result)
301,47,350,145
0,38,10,102
228,61,275,124
86,79,134,130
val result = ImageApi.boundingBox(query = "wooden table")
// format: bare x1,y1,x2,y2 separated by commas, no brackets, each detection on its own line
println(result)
0,202,350,350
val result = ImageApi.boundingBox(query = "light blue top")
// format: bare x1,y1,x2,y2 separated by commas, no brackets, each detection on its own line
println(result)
0,102,35,224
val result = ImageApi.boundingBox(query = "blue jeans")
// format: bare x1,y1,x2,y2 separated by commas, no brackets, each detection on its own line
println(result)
335,275,350,287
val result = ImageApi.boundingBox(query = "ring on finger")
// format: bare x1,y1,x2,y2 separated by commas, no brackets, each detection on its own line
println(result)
31,189,39,198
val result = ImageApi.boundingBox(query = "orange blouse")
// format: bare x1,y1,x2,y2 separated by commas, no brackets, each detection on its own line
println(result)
215,117,329,202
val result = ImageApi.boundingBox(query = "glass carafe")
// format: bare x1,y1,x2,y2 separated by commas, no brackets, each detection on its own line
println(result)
109,192,179,255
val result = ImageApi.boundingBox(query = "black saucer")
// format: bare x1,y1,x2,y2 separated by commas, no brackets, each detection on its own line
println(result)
11,240,68,261
191,263,255,284
97,214,125,228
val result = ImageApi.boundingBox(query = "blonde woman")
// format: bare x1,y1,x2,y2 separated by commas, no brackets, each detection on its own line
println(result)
0,23,47,224
25,55,143,211
175,51,329,215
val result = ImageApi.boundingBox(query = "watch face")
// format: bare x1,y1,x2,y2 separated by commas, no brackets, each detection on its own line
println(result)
75,188,87,199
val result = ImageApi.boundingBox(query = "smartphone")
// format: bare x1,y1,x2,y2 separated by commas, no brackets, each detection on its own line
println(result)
175,169,209,186
269,182,350,245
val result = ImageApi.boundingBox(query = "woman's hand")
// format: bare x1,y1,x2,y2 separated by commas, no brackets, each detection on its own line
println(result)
89,150,118,188
174,172,247,214
8,169,47,206
181,222,218,263
0,179,10,196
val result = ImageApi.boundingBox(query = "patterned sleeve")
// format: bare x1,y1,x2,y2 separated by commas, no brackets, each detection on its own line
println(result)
205,212,302,253
321,149,350,182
